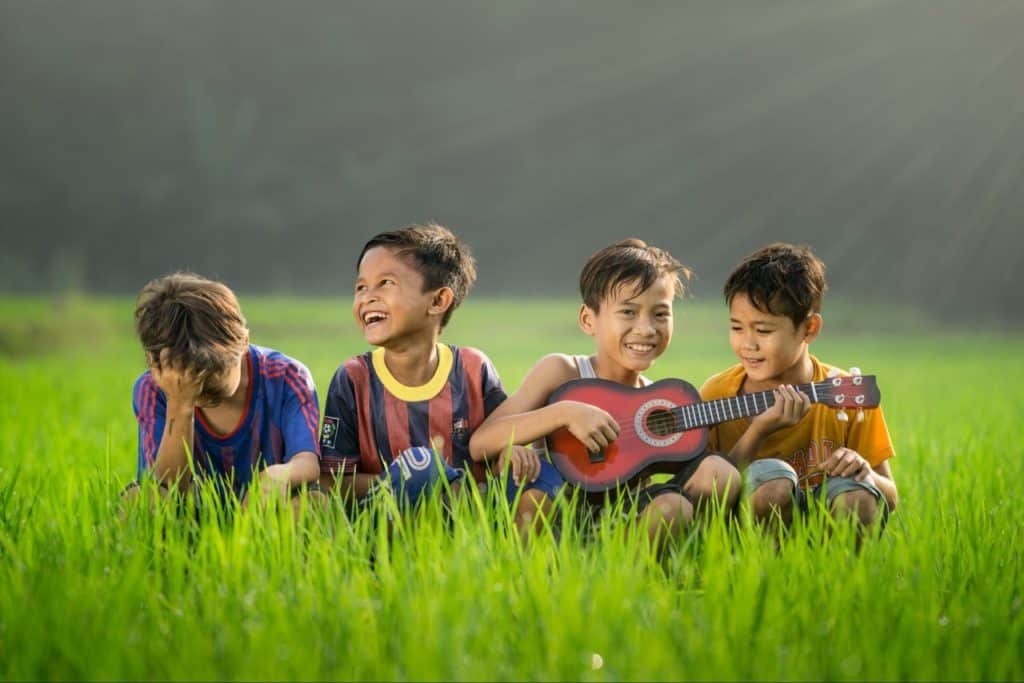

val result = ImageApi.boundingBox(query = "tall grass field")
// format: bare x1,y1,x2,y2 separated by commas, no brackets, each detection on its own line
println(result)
1,295,1022,681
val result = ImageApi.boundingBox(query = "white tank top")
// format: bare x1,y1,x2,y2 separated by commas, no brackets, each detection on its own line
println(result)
573,355,652,386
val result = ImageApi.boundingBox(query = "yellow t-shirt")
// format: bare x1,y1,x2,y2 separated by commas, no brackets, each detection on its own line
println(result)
699,355,895,489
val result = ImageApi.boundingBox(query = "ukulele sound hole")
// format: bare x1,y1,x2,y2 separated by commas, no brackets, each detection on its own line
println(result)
645,409,677,437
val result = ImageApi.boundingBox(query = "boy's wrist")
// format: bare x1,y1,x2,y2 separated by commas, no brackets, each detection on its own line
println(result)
165,399,196,418
745,421,771,442
554,400,580,428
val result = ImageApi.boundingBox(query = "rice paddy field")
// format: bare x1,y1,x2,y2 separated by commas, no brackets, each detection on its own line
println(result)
1,295,1022,681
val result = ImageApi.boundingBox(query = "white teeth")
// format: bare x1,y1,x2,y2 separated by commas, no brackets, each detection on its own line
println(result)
363,312,387,324
626,343,655,352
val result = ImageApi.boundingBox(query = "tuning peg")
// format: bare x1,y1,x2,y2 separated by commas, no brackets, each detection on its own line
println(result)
836,408,849,422
856,407,865,423
850,366,861,376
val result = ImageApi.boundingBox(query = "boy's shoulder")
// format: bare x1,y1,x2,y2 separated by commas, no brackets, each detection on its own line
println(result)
132,370,162,410
330,349,374,378
250,344,316,390
449,344,493,369
808,355,849,381
251,344,309,370
521,352,581,392
699,363,746,400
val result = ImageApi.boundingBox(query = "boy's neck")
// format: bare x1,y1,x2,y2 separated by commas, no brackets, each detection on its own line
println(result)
197,352,250,435
380,335,442,387
744,351,814,393
225,352,251,407
591,355,647,388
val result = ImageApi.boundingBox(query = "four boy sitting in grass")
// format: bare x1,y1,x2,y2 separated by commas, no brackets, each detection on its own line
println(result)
127,231,894,541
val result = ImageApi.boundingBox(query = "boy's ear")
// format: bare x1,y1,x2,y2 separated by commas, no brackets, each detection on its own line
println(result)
428,287,455,318
578,304,596,336
803,313,823,342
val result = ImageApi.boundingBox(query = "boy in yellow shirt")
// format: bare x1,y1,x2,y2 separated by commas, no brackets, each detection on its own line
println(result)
700,243,898,531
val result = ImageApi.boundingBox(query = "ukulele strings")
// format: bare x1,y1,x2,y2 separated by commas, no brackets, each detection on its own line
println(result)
590,380,844,443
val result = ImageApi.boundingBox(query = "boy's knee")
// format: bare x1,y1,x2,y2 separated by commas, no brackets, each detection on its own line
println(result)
513,488,555,537
750,478,795,519
516,488,552,517
831,489,881,526
689,455,741,507
647,492,693,528
121,482,141,502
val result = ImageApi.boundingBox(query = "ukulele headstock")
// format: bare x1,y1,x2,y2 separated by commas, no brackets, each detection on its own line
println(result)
816,369,881,410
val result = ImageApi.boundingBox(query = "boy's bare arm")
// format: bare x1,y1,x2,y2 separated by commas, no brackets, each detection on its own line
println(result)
149,359,206,491
824,449,898,511
257,451,320,495
867,459,898,511
469,354,619,461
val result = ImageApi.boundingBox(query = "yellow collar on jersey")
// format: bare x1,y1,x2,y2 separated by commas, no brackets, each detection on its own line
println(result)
371,344,453,402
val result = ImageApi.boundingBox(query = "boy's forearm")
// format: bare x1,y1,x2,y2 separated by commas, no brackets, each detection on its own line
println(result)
867,468,899,511
263,452,320,487
727,424,769,468
470,404,567,462
152,402,196,490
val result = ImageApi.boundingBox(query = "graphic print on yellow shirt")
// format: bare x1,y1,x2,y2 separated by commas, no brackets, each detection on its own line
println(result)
699,356,895,488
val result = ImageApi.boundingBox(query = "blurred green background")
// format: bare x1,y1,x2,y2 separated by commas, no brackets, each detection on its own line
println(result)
2,1,1024,323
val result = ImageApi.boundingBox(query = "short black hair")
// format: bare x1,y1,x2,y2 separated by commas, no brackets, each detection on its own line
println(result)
723,243,827,325
358,223,477,328
579,238,691,311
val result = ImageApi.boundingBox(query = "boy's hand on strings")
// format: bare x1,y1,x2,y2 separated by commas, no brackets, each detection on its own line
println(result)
823,447,872,481
749,384,810,436
150,349,206,407
499,445,542,485
561,401,620,453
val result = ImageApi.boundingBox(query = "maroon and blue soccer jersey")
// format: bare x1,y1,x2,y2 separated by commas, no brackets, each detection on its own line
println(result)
319,344,506,482
133,345,321,498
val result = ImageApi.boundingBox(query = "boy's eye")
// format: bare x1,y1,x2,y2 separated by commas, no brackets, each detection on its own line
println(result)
756,329,773,335
381,278,395,286
619,309,635,317
355,284,367,293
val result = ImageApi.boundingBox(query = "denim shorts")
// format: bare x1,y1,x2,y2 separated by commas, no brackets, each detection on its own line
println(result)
744,458,884,513
502,458,564,504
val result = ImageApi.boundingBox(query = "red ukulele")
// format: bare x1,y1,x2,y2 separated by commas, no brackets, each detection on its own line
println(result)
543,371,881,492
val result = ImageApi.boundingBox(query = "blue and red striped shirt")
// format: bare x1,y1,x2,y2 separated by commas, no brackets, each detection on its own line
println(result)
319,344,506,482
133,345,321,497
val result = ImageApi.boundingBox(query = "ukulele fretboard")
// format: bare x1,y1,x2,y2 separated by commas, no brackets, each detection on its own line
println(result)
670,381,822,430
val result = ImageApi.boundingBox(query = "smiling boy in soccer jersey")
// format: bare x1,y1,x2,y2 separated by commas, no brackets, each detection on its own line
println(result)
700,243,898,532
469,239,740,552
128,272,321,508
318,223,563,535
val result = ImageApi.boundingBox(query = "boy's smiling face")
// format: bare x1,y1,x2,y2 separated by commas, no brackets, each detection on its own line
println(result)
353,246,439,348
580,274,675,381
728,292,821,387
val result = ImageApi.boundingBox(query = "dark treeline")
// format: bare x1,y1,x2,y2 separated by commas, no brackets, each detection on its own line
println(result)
2,1,1023,321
